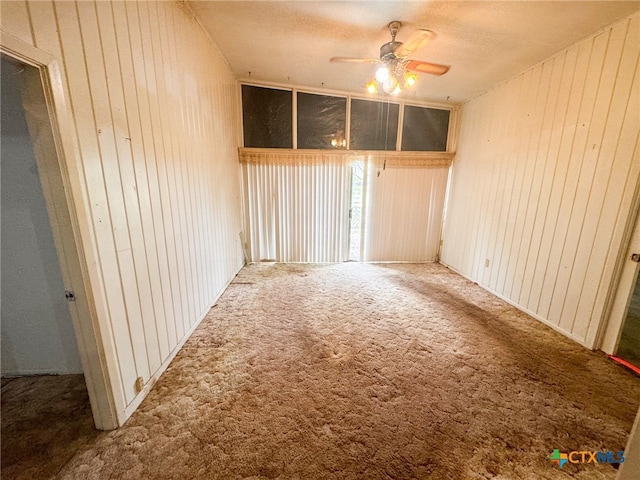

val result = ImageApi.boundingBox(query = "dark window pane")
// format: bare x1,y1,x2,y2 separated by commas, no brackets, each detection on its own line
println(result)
401,105,450,151
297,92,347,149
349,99,399,151
242,85,292,148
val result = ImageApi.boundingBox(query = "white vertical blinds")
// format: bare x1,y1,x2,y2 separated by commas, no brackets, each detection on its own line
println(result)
240,150,452,263
363,164,450,262
243,162,352,262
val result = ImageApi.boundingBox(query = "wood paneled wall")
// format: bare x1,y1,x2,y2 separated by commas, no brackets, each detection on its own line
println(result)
441,13,640,348
1,1,244,424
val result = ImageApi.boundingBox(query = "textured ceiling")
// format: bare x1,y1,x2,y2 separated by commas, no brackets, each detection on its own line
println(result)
189,1,640,105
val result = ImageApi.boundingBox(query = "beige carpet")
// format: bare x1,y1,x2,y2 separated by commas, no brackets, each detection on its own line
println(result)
14,263,640,479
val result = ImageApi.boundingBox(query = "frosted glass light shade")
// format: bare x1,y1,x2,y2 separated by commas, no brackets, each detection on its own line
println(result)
375,66,390,83
383,76,398,93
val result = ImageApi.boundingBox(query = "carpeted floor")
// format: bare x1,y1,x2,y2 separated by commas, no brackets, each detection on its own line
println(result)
4,263,640,479
1,374,98,480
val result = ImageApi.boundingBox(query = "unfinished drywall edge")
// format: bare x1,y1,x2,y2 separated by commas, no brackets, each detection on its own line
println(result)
119,260,243,425
439,260,590,349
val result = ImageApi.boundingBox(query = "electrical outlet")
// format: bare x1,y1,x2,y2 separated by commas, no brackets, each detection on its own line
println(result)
485,259,490,268
135,376,144,393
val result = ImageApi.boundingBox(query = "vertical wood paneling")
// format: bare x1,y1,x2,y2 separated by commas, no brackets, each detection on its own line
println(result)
2,0,34,46
526,45,579,314
141,1,187,344
551,32,609,332
441,14,640,347
485,74,523,288
154,1,193,337
111,0,170,362
76,0,151,393
535,41,591,318
99,0,161,379
512,55,566,304
50,0,136,409
506,60,556,301
578,16,640,345
124,0,175,359
97,0,162,373
2,0,244,424
496,66,543,294
131,1,180,351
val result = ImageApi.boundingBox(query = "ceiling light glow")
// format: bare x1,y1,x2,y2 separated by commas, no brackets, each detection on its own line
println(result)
383,76,398,94
368,62,418,96
375,66,390,83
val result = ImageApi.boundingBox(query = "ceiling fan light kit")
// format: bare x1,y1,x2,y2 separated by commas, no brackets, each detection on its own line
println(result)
330,21,450,96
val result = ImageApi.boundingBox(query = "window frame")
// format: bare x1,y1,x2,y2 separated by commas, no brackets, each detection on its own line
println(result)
239,82,456,153
296,91,348,150
400,103,451,152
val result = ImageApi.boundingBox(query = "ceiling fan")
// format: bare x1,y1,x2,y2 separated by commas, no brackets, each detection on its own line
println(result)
330,21,450,95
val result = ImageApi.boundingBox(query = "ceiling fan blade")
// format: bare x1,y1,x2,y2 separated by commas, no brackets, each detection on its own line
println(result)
330,57,380,64
395,29,435,57
406,59,450,76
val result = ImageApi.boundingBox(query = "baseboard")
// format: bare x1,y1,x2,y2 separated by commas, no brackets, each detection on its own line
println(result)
439,261,590,350
364,260,438,264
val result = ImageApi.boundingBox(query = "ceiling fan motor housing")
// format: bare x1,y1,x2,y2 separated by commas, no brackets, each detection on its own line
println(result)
380,41,403,60
328,18,449,94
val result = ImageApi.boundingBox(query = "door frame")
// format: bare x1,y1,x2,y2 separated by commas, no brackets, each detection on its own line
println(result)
1,32,118,430
600,203,640,354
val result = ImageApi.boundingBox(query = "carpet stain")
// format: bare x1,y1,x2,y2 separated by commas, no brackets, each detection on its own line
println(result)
50,263,640,479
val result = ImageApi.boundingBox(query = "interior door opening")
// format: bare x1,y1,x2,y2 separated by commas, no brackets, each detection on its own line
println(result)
1,52,102,476
604,206,640,373
1,55,83,378
615,269,640,369
349,160,364,261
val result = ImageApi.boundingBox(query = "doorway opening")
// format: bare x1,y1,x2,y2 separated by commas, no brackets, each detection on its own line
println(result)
1,54,83,381
616,274,640,368
612,206,640,371
348,160,365,261
603,205,640,374
1,53,102,477
1,34,116,431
